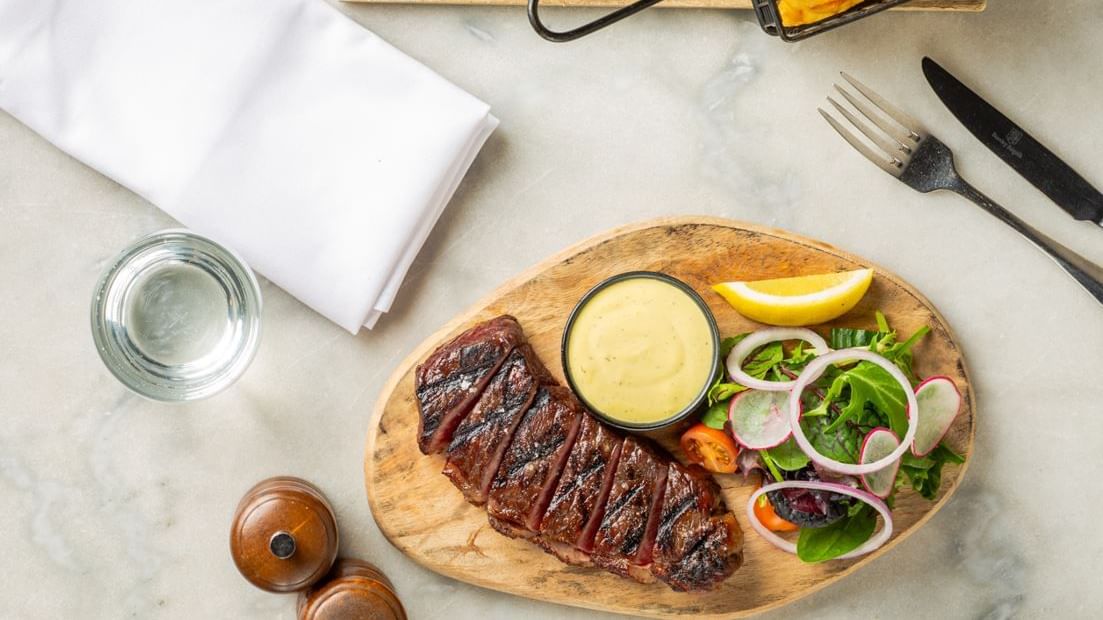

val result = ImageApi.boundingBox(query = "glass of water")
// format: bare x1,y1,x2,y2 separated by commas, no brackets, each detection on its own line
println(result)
91,229,263,402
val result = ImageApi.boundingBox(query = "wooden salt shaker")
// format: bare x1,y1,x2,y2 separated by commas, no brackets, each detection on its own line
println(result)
230,477,339,593
298,559,407,620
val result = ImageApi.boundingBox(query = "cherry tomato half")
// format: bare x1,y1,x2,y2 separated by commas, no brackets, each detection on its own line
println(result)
680,423,740,474
753,491,800,532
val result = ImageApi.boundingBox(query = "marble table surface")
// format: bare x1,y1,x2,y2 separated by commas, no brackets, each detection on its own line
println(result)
3,1,1102,618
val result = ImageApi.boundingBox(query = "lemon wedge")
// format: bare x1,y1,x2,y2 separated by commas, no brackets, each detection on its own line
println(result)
712,269,874,326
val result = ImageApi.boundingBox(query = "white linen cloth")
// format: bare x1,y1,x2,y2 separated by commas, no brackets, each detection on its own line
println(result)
0,0,498,334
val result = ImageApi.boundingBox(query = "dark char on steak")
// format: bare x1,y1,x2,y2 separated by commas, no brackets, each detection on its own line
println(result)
415,315,525,454
442,343,554,505
539,413,624,565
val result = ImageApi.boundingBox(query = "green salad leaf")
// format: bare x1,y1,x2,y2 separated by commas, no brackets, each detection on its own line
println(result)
796,504,877,563
719,336,744,359
829,311,930,384
701,401,728,430
706,338,784,405
897,444,965,500
761,437,810,472
758,449,785,483
830,327,878,349
801,413,861,464
807,362,908,439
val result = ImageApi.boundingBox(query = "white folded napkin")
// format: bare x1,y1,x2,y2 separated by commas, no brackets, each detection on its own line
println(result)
0,0,498,334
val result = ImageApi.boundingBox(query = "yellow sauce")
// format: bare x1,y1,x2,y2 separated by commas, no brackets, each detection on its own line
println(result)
566,277,716,425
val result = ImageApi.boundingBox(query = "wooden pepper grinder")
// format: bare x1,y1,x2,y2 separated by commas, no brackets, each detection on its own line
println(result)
230,476,406,620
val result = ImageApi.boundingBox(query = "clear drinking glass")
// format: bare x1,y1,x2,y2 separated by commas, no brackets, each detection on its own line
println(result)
91,229,263,402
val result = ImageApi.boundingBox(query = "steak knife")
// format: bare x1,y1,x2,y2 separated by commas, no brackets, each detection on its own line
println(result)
922,57,1103,227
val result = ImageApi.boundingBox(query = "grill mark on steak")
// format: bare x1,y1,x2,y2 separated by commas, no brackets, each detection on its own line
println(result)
659,516,741,592
546,457,604,508
442,344,553,504
415,316,525,454
656,493,698,547
601,484,641,523
651,464,742,591
487,386,583,531
590,437,667,582
576,440,623,554
541,413,624,558
499,429,568,480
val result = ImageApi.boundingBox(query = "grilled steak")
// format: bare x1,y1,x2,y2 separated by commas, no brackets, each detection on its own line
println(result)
442,344,554,504
412,315,743,591
415,315,525,454
539,413,624,559
590,436,669,584
651,464,743,592
488,386,584,531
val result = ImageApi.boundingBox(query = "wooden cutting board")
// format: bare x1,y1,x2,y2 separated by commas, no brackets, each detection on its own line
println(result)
364,217,975,619
345,0,983,12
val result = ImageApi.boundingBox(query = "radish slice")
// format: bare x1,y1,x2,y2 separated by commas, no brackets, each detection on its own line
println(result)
726,328,831,392
911,376,962,457
746,481,893,560
728,390,792,450
859,428,901,498
787,348,918,476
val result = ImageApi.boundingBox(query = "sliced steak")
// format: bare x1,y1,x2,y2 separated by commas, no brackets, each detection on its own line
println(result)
413,316,744,591
590,436,669,584
539,413,624,557
442,344,554,505
651,463,743,592
488,514,536,541
488,386,584,531
415,315,525,454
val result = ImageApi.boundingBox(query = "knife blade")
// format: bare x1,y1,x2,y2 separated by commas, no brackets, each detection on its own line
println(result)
922,56,1103,226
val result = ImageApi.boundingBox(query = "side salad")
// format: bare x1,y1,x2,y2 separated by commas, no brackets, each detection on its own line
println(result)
677,312,965,563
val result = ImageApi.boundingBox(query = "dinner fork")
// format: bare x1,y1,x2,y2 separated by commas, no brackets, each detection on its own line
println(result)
820,72,1103,305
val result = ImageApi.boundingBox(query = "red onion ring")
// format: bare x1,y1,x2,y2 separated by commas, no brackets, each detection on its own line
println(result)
726,328,830,392
746,481,893,560
787,348,918,476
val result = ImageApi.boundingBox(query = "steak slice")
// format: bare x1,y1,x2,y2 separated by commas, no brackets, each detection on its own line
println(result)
415,315,525,454
442,344,554,505
651,463,743,592
590,436,669,584
539,413,624,558
488,386,584,531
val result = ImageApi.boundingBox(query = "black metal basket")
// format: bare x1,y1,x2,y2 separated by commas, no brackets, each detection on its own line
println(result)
529,0,912,43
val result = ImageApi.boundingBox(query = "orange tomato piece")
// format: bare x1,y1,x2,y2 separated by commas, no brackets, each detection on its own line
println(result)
753,490,800,532
680,423,740,474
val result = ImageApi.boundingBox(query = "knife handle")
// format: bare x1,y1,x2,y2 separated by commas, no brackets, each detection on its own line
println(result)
953,180,1103,305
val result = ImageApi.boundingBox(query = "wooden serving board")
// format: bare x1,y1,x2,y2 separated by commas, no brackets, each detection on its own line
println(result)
364,217,975,619
345,0,984,13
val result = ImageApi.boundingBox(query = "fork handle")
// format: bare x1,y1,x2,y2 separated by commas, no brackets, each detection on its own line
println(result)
952,180,1103,305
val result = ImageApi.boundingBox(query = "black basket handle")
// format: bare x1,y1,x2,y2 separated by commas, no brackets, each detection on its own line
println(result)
527,0,665,42
529,0,914,43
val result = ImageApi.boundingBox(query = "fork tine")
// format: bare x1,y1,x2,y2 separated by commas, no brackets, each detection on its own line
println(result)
827,97,908,164
840,71,924,140
819,108,903,177
833,85,915,152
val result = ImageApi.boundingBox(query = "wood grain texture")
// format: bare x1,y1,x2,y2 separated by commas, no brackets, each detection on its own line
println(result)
343,0,984,12
364,217,975,619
